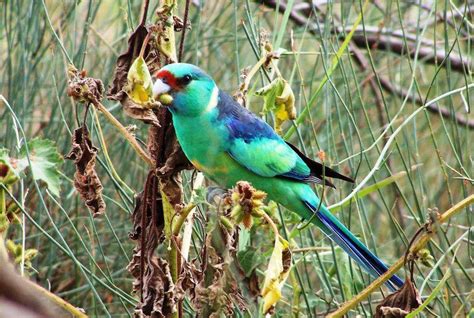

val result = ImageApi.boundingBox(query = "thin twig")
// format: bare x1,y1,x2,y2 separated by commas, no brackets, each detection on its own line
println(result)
139,0,150,27
178,0,191,62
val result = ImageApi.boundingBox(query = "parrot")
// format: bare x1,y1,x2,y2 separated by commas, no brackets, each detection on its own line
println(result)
152,63,403,291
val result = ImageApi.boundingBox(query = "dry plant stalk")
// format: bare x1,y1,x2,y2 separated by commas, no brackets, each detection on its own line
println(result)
106,0,193,316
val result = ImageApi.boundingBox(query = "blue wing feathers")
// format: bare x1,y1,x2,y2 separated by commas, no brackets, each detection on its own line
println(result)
305,201,404,291
216,91,276,142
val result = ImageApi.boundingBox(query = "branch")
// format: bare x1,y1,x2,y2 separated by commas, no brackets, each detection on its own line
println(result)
261,0,474,129
95,102,154,166
23,278,88,318
327,194,474,318
348,43,474,129
264,0,473,73
345,32,473,74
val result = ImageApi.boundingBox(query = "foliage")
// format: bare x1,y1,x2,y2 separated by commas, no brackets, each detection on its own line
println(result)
0,0,472,317
1,138,63,196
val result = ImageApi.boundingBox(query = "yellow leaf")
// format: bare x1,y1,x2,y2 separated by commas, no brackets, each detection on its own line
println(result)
261,236,292,314
126,56,154,106
256,77,296,135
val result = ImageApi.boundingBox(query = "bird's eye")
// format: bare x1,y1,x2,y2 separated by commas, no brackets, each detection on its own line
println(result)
161,77,168,84
182,75,192,85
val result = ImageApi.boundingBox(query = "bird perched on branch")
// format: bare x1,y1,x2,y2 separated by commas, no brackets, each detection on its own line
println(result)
153,63,403,291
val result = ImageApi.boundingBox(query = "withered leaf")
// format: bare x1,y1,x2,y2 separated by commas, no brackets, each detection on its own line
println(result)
127,251,176,317
147,116,193,196
65,126,106,217
107,24,162,126
121,96,160,127
107,24,151,101
128,189,164,242
175,260,202,302
127,173,178,317
375,278,422,318
67,65,104,105
191,234,246,317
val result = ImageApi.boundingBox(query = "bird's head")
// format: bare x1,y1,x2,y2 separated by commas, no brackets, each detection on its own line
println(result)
153,63,217,117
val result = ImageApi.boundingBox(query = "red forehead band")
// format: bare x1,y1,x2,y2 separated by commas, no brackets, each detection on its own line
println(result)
156,70,178,89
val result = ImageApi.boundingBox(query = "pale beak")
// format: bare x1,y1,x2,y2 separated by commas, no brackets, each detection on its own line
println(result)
152,79,171,99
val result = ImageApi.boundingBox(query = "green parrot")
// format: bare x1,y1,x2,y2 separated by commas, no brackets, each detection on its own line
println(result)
152,63,403,291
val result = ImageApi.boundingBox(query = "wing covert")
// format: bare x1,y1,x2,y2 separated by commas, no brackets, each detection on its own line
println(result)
217,91,311,180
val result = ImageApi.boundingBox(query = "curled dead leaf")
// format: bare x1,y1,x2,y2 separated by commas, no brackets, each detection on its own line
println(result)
107,24,153,101
375,277,422,318
121,96,160,127
67,65,104,106
65,126,106,217
128,252,177,317
147,118,193,182
106,24,161,126
191,233,246,317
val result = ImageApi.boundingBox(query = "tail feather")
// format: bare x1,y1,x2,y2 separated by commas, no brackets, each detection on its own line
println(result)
305,201,404,291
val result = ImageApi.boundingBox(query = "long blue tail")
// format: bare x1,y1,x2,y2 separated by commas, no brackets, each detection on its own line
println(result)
305,201,404,291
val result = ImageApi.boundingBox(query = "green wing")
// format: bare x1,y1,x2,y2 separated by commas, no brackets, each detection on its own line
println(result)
228,137,312,179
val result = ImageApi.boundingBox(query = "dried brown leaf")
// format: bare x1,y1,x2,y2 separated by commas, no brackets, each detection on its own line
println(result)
192,238,245,316
375,278,422,318
67,66,104,105
128,189,164,242
107,25,152,101
147,113,192,210
128,251,176,317
65,126,106,217
127,172,180,317
175,260,202,302
121,96,160,127
106,24,162,126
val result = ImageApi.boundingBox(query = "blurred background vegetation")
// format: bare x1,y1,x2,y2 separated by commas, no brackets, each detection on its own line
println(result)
0,0,472,317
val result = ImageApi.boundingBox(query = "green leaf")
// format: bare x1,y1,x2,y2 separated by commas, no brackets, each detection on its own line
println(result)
19,138,63,197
